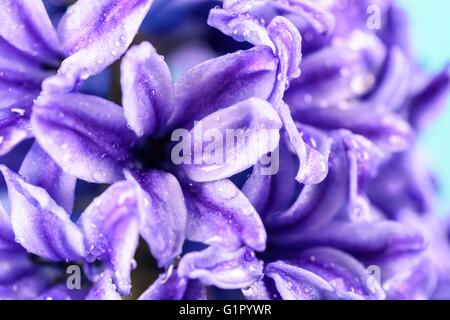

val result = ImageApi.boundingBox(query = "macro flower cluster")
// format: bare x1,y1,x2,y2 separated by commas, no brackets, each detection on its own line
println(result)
0,0,449,300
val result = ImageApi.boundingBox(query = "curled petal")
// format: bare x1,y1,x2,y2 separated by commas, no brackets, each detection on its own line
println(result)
180,97,282,182
264,247,385,300
121,41,175,137
79,181,139,296
178,246,263,289
31,92,136,184
267,16,302,107
47,0,154,91
221,0,335,35
19,142,76,214
0,102,33,156
182,179,267,251
0,166,84,261
126,169,186,268
86,273,122,300
169,45,278,129
207,5,273,47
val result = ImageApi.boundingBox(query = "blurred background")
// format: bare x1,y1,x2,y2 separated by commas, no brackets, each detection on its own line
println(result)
396,0,450,215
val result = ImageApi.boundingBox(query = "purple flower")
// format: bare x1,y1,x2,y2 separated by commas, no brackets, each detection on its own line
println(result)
0,0,449,301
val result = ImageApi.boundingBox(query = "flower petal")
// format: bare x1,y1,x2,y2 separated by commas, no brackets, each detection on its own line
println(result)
139,270,187,300
182,178,267,251
0,0,62,66
178,246,263,289
47,0,154,91
169,45,278,130
0,101,33,156
19,142,76,214
0,165,84,261
121,41,175,137
31,92,136,183
79,181,139,296
270,220,426,256
86,272,122,300
126,169,186,268
180,97,282,182
264,247,385,300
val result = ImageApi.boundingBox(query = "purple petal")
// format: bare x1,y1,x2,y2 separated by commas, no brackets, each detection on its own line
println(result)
408,65,450,131
0,69,41,109
121,41,175,137
182,179,267,251
19,142,76,213
270,220,427,256
180,97,282,182
178,246,263,289
264,247,385,300
0,202,15,249
267,16,302,106
31,92,136,184
48,0,154,91
0,165,84,261
285,31,386,109
241,138,299,219
291,104,414,152
78,181,139,296
86,272,122,300
168,45,278,130
126,169,186,268
0,0,62,66
0,101,33,156
139,270,187,300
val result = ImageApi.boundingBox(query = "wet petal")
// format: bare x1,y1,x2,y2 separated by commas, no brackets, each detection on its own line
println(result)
241,138,299,219
126,169,186,268
264,247,385,300
79,181,139,296
31,92,136,184
180,97,282,182
19,142,76,213
139,270,187,300
0,69,42,109
0,165,84,261
178,246,263,289
0,101,33,156
86,272,121,300
48,0,154,91
121,41,175,137
0,202,15,249
291,104,414,152
0,0,62,66
285,31,386,109
182,179,267,251
169,45,278,129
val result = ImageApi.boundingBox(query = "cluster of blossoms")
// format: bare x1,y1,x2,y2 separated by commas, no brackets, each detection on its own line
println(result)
0,0,449,300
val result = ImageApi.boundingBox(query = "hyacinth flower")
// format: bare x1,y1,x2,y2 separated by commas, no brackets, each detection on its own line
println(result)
16,27,321,298
0,0,154,155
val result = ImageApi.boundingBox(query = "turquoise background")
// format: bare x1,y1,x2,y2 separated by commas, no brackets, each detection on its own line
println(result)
397,0,450,214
